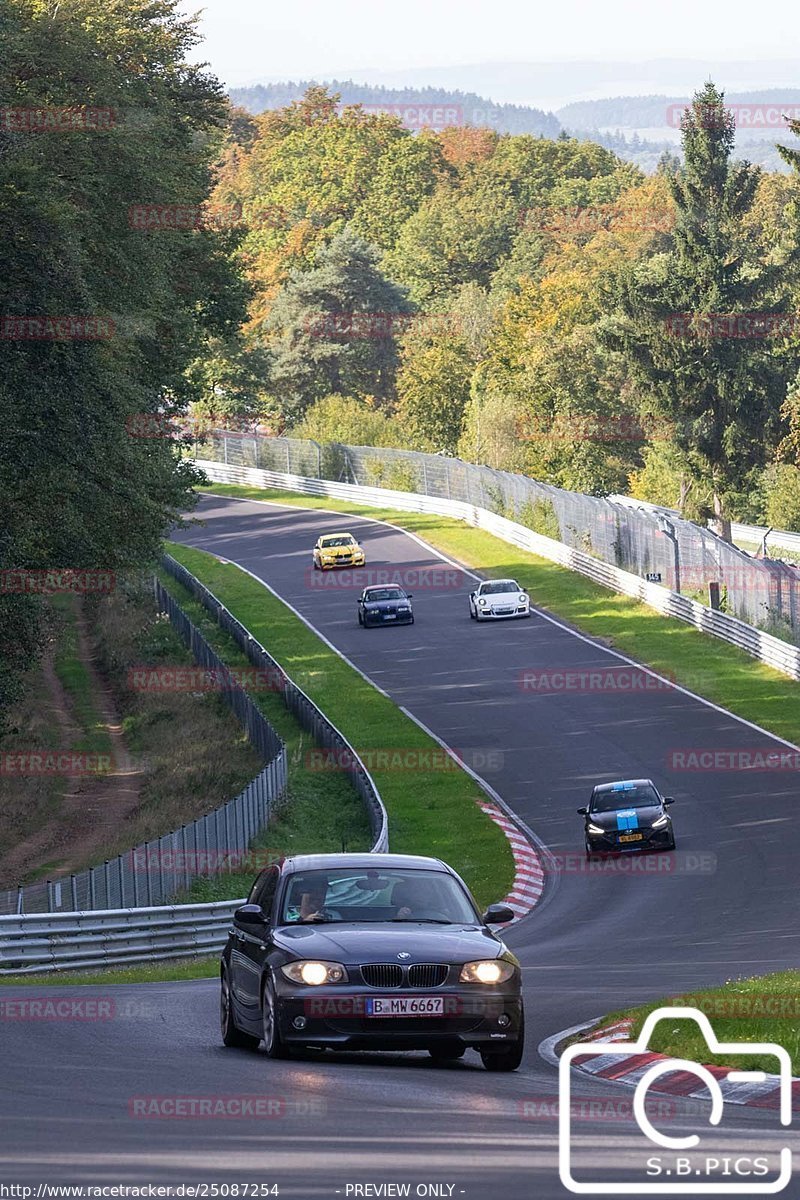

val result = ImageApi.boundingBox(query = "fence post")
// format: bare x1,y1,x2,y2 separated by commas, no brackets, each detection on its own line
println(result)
71,874,78,912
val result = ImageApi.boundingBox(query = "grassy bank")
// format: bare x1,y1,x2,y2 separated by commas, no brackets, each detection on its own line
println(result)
156,565,372,902
199,483,800,745
166,543,515,910
594,971,800,1075
0,958,218,986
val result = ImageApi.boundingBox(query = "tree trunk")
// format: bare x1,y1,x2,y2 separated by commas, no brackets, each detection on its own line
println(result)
711,488,732,543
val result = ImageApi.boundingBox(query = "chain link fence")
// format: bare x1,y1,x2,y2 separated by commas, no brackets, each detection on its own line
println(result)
0,577,287,916
161,553,388,854
195,430,800,643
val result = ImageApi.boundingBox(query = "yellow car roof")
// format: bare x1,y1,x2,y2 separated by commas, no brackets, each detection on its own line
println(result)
319,532,357,541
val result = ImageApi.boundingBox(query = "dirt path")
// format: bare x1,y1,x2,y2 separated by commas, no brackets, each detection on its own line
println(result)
0,601,145,887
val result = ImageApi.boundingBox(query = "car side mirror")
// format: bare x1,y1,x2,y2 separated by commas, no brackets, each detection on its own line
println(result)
577,807,588,816
482,903,515,924
663,797,674,805
406,592,413,598
234,903,268,927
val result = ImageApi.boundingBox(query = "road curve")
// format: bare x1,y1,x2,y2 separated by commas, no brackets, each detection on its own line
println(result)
3,492,799,1199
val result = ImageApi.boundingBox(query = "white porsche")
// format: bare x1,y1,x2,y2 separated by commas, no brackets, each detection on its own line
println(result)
469,578,531,621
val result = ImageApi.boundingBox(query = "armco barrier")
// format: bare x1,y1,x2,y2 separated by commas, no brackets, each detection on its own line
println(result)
0,902,239,975
161,554,388,855
195,459,800,682
0,557,389,971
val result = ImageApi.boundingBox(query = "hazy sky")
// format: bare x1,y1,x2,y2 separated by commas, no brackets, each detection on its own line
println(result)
187,0,800,95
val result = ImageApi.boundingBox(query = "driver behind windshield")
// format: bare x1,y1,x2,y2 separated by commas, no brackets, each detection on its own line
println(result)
295,882,341,922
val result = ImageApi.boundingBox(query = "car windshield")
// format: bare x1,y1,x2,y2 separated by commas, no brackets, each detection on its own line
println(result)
278,867,478,924
591,783,660,811
480,580,519,595
365,588,405,602
321,536,354,547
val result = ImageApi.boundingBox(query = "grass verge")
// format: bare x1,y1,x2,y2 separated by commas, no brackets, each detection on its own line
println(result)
198,484,800,744
0,957,218,986
166,542,515,910
156,565,371,901
593,971,800,1075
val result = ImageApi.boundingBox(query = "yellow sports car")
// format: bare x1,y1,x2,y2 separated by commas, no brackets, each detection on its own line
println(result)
312,532,366,570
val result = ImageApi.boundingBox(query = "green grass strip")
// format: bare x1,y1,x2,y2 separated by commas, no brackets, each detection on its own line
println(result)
155,565,372,901
166,541,515,910
50,594,113,756
0,957,218,986
198,484,800,744
595,971,800,1075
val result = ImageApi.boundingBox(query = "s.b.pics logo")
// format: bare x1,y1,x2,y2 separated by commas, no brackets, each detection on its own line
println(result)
559,1007,792,1194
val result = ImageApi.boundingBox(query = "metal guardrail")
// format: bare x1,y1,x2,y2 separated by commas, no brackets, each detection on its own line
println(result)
197,431,800,641
0,558,389,972
195,459,800,682
161,554,388,855
0,578,288,918
0,902,239,975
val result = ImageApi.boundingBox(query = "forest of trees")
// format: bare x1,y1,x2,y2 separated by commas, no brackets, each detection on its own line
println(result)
5,0,800,726
204,81,800,536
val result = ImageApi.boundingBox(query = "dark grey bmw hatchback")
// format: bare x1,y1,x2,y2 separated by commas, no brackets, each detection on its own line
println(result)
220,852,524,1071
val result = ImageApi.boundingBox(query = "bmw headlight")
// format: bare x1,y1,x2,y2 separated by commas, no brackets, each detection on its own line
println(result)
281,961,349,986
651,815,670,829
459,960,515,984
587,822,605,835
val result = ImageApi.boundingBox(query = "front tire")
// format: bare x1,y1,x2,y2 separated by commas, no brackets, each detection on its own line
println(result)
480,1009,524,1072
220,967,260,1050
261,977,290,1059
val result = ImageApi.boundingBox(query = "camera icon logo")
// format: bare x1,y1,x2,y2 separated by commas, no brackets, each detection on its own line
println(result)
559,1006,792,1194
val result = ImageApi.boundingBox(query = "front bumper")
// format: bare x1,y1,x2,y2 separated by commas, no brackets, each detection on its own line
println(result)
319,555,366,569
363,609,413,626
273,980,523,1049
477,605,530,620
586,825,674,854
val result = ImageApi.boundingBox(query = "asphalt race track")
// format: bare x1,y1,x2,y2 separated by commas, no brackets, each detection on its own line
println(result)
3,492,799,1199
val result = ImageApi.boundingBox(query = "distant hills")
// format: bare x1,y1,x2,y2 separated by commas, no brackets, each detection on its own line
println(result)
228,81,560,138
229,81,800,174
